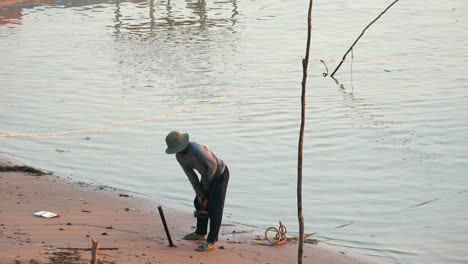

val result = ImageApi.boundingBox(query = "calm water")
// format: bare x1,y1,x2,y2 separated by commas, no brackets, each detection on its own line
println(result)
1,0,467,263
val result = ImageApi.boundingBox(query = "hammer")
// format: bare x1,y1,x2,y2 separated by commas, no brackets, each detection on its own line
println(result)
194,208,209,219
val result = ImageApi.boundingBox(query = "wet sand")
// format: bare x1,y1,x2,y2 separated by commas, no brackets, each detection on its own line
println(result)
0,154,386,264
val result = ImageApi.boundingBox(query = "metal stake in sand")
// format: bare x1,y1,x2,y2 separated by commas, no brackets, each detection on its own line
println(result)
157,206,176,247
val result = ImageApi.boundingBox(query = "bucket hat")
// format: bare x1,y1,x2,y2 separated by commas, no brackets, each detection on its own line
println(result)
165,131,189,154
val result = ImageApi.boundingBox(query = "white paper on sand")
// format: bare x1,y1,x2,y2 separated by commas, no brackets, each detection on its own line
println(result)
34,211,59,218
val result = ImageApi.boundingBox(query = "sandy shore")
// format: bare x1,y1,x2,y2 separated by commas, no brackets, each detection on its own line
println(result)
0,153,386,264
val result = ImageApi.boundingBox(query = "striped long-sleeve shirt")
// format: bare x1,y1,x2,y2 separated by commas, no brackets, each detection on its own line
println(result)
176,142,226,197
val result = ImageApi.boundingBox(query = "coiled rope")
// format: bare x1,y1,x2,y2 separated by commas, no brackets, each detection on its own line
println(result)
251,221,317,246
265,221,288,245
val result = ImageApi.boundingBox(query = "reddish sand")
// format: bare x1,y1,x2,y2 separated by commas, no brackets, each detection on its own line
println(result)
0,154,386,264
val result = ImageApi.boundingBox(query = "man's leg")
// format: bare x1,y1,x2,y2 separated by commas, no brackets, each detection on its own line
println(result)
194,196,208,235
206,167,229,243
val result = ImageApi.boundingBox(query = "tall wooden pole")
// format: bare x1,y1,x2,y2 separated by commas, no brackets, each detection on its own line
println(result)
298,0,313,263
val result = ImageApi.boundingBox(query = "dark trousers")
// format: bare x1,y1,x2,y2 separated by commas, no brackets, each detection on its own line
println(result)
194,166,229,243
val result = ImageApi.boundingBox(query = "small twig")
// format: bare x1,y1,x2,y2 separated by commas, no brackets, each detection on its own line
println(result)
330,0,400,77
320,60,329,77
91,237,99,264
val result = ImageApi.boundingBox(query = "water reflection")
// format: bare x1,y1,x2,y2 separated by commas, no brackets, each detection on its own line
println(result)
0,0,51,26
0,0,110,27
106,0,242,105
1,0,239,34
112,0,239,37
0,6,22,26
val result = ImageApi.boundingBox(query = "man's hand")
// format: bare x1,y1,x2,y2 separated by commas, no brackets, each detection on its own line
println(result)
198,195,207,207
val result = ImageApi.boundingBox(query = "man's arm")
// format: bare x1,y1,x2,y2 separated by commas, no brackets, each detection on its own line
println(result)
202,183,209,193
200,184,209,207
183,167,204,198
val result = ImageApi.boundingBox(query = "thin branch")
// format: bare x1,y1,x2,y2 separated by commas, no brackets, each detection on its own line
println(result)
330,0,400,77
90,238,99,264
